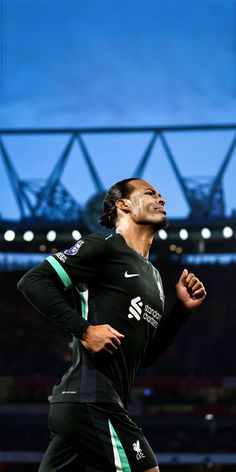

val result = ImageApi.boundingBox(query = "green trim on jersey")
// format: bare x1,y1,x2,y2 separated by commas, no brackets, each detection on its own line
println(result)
76,287,89,320
108,419,131,472
47,256,72,289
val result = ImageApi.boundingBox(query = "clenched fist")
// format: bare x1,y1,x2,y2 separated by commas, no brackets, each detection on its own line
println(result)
176,268,206,312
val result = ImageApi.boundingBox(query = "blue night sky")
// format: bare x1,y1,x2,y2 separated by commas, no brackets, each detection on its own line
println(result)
0,0,236,220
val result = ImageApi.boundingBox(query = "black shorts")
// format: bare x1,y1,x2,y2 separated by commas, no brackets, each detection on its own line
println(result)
39,402,158,472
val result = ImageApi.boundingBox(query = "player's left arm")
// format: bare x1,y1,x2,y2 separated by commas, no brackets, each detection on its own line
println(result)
141,268,206,367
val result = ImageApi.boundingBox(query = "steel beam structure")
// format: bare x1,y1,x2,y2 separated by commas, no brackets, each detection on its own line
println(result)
0,124,236,255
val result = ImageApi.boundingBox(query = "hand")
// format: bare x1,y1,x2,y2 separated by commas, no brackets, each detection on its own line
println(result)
175,268,206,312
81,324,124,355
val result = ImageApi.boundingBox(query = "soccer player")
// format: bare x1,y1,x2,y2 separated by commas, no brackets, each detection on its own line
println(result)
18,178,206,472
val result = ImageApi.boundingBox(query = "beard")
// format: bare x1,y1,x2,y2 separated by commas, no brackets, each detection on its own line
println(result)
137,214,168,231
153,216,168,231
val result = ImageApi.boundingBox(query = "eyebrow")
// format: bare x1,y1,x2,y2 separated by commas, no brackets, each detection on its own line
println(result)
145,187,162,197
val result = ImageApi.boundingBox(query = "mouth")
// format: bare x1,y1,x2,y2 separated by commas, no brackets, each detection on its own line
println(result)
155,206,167,216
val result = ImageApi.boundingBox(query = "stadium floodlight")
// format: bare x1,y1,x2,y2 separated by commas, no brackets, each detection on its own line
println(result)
205,413,214,421
47,230,57,242
169,244,177,251
143,388,153,396
223,226,233,239
201,228,211,239
39,244,47,252
4,230,15,241
23,230,34,242
72,230,82,240
179,229,188,240
158,229,168,240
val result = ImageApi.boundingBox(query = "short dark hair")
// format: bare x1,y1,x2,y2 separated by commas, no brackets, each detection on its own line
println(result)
99,178,140,228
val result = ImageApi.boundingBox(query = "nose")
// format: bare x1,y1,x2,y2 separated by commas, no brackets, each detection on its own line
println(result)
158,194,166,206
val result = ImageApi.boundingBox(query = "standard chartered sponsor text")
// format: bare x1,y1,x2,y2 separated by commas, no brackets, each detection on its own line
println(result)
143,304,162,328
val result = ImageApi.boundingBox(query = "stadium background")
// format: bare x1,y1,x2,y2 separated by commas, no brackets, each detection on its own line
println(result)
0,0,236,471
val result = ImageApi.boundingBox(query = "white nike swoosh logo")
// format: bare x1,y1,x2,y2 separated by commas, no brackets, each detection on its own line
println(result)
124,271,140,278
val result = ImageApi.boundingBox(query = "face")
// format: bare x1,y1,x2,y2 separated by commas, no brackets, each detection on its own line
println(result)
123,179,167,229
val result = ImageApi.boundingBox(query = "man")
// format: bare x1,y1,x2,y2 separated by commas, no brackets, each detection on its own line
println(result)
18,178,206,472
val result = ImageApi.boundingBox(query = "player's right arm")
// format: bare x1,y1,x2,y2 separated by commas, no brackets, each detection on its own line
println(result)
17,234,124,354
17,260,90,338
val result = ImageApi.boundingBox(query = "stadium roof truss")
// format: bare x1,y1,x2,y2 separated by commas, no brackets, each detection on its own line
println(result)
0,124,235,255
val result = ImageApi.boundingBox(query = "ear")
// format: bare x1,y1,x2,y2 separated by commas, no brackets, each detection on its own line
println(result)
115,199,131,212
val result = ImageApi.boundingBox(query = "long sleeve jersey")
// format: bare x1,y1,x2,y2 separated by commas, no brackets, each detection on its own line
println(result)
18,232,190,408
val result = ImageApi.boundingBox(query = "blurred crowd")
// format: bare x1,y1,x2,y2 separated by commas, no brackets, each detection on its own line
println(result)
0,261,235,379
0,262,235,468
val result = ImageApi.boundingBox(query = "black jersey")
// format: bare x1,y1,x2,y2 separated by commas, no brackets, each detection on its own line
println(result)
18,232,189,408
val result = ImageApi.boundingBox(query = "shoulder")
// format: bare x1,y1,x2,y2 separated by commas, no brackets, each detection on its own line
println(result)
103,232,126,248
62,233,108,258
149,261,162,278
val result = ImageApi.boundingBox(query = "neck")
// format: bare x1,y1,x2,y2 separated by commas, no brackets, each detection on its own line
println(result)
116,223,155,258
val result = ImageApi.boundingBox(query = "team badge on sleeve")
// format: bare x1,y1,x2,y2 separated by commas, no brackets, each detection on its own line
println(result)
64,239,84,256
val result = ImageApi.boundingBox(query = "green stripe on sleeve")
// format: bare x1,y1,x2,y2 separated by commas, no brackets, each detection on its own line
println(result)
76,287,89,320
47,256,72,289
